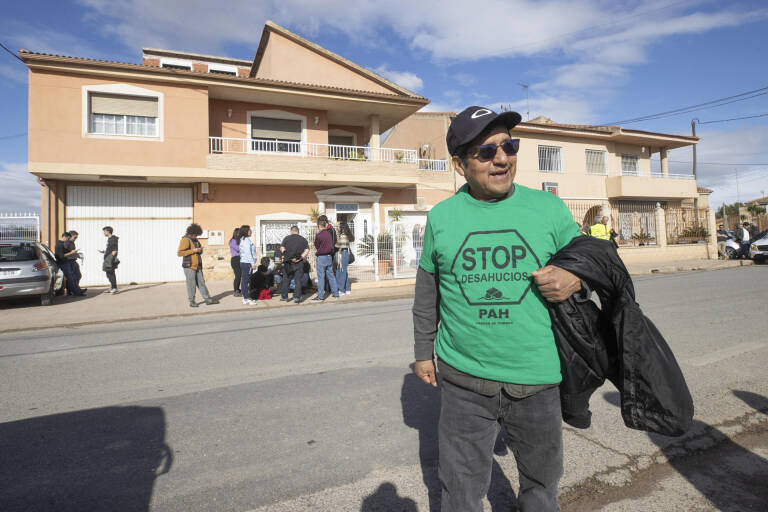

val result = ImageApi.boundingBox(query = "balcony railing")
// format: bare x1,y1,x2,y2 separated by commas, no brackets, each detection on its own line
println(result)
418,159,448,171
611,170,695,179
209,137,447,170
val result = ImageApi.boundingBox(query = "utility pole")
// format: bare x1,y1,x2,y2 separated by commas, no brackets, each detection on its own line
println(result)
735,168,741,220
517,83,530,120
691,118,698,178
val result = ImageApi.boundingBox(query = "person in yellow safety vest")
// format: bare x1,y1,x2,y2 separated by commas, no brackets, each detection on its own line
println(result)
589,216,611,240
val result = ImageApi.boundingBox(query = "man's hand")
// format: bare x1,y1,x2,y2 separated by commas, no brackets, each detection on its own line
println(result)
413,359,437,387
532,265,581,302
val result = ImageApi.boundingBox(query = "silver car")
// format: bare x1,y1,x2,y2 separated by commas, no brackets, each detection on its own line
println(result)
749,232,768,264
0,240,65,306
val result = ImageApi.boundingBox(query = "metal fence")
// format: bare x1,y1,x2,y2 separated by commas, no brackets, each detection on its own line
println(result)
295,221,423,285
562,200,604,231
0,213,40,241
665,207,710,244
610,201,659,246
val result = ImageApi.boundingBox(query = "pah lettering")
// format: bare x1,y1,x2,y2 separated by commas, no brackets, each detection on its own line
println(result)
479,308,510,319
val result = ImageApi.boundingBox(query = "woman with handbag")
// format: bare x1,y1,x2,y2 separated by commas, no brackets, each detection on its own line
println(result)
334,221,355,295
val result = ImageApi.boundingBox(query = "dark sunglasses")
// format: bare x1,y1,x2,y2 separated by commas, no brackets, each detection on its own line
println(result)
469,139,520,160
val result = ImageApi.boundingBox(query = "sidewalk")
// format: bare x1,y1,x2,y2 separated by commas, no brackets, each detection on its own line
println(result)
0,258,754,333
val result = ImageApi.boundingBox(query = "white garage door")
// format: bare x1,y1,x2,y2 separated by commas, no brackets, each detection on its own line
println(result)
66,186,193,286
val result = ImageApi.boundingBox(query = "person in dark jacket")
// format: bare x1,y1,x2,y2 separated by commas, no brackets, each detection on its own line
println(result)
313,218,339,301
280,226,310,303
98,226,119,294
55,232,85,296
66,230,86,294
250,257,274,300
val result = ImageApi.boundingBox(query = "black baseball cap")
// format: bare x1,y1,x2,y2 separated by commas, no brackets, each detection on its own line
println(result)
446,106,522,156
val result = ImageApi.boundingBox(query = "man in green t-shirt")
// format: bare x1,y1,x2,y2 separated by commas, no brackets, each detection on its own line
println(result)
412,106,582,512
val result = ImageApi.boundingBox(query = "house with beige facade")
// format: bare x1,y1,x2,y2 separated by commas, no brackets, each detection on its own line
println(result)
385,112,719,263
22,22,455,286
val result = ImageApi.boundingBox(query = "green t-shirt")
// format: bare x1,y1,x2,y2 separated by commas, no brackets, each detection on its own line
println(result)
419,183,581,384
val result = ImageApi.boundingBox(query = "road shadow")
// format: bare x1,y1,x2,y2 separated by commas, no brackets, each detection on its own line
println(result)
109,283,165,295
360,482,418,512
0,405,172,512
401,369,518,512
603,390,768,509
401,370,441,511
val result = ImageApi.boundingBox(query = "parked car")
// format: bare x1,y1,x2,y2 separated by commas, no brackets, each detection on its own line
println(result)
749,231,768,264
0,240,65,305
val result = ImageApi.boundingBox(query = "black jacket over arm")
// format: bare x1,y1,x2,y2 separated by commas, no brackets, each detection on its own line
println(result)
548,236,694,437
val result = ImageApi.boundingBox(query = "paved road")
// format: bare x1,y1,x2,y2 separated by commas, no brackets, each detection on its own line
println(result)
0,266,766,511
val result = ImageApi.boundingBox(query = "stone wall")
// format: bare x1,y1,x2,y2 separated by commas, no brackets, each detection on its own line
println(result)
202,247,234,281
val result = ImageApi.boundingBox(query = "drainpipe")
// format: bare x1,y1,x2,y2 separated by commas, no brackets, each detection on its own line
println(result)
691,119,698,178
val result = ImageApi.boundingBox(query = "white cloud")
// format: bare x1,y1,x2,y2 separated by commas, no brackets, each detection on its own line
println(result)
4,20,111,59
0,64,27,85
373,65,424,92
455,73,477,87
663,126,768,206
419,102,462,113
0,162,40,213
67,1,766,128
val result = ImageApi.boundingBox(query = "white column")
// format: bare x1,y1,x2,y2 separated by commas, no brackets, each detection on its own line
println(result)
655,203,667,248
369,114,380,161
707,207,718,260
660,148,669,177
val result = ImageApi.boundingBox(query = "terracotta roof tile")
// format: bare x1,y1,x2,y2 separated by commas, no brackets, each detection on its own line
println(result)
18,50,429,103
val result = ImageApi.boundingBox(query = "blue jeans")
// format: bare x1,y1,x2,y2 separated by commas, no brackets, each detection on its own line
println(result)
240,262,253,300
315,254,338,299
740,241,751,258
439,379,563,512
60,262,82,295
336,249,351,292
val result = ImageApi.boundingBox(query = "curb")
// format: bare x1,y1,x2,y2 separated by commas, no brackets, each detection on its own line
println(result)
0,289,416,335
630,259,754,276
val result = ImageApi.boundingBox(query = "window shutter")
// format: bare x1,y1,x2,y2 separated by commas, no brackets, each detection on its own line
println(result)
90,93,158,117
251,117,302,140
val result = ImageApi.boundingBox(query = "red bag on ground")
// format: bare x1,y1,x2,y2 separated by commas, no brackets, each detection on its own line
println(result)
257,288,272,300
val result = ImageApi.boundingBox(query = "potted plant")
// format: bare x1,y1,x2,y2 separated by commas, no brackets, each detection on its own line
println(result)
357,232,394,274
632,232,653,246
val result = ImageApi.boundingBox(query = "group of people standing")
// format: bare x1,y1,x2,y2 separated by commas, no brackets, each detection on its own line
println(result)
221,215,355,306
53,226,120,297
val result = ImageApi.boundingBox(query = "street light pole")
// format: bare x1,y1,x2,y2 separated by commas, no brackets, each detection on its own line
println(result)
691,118,698,178
517,83,530,121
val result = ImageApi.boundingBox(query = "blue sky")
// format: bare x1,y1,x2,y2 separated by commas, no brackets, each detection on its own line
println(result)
2,0,768,211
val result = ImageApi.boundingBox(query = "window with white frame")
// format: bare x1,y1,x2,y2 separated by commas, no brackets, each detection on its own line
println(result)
585,149,607,174
621,154,640,176
250,116,302,153
208,63,237,75
538,145,563,172
542,182,559,196
88,93,159,137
